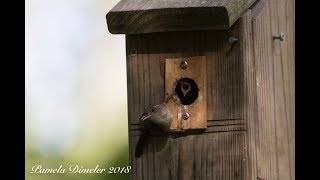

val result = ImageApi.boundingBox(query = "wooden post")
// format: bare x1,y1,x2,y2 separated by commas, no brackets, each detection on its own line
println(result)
106,0,294,179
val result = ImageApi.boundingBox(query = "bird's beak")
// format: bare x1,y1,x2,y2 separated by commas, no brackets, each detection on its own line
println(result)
182,91,187,97
140,114,152,121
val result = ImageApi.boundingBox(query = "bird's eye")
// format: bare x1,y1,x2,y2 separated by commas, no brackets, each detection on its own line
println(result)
151,107,155,112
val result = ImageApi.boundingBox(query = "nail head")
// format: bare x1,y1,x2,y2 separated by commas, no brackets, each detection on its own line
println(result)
229,37,238,43
273,33,285,41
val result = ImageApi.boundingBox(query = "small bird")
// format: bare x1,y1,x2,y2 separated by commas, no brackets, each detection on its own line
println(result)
175,78,199,105
135,95,173,158
180,81,191,97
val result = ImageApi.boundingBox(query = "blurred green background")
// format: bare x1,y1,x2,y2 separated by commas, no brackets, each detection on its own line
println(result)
25,0,129,179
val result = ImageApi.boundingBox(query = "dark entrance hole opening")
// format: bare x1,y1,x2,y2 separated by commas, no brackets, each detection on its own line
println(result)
174,78,199,105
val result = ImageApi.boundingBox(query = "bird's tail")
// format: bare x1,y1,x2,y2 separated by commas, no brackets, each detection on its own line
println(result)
135,132,148,158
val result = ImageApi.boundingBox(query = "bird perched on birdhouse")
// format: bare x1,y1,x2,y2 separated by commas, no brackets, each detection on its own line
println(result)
135,95,173,157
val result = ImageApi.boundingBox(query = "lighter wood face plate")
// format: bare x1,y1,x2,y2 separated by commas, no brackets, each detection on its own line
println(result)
165,56,207,131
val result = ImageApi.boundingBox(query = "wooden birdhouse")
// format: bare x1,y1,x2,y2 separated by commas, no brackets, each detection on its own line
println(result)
106,0,294,179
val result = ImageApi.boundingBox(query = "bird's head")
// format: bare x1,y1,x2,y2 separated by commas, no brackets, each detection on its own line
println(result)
140,103,163,122
140,102,172,130
180,81,191,97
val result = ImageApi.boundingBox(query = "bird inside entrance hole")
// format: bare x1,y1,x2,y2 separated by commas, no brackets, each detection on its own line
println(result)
175,78,199,105
181,82,191,97
135,94,173,158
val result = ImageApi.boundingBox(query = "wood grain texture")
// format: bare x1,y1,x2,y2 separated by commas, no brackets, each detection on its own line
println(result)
130,131,246,180
249,0,267,19
236,2,295,179
165,56,207,130
125,0,294,178
249,0,295,179
106,0,256,34
238,10,258,180
126,28,244,125
126,24,247,180
130,119,246,136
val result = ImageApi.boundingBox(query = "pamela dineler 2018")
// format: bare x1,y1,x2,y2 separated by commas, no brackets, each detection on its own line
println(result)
30,165,131,174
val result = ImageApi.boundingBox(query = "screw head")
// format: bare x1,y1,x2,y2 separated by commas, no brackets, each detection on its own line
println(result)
180,61,188,69
229,37,239,43
182,113,189,120
273,33,285,41
130,48,137,56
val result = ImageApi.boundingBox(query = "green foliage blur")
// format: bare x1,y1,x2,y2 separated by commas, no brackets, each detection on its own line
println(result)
26,144,129,180
26,0,129,179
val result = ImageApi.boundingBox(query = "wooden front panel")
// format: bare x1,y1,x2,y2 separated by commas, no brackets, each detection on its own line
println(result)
126,27,244,125
125,1,294,178
126,21,248,180
130,132,246,180
165,56,207,130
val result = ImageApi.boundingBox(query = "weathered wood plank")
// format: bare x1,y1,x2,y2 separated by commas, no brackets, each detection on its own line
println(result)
270,0,295,179
126,22,247,180
107,0,256,34
125,2,294,179
238,10,258,180
249,0,267,19
130,132,246,180
165,56,207,130
126,29,244,125
251,3,279,179
250,0,295,179
130,125,246,137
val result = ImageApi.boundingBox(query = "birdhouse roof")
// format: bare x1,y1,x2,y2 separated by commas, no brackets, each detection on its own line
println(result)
106,0,256,34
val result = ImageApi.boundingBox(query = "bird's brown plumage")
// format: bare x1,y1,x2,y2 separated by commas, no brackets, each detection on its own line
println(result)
135,99,172,158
